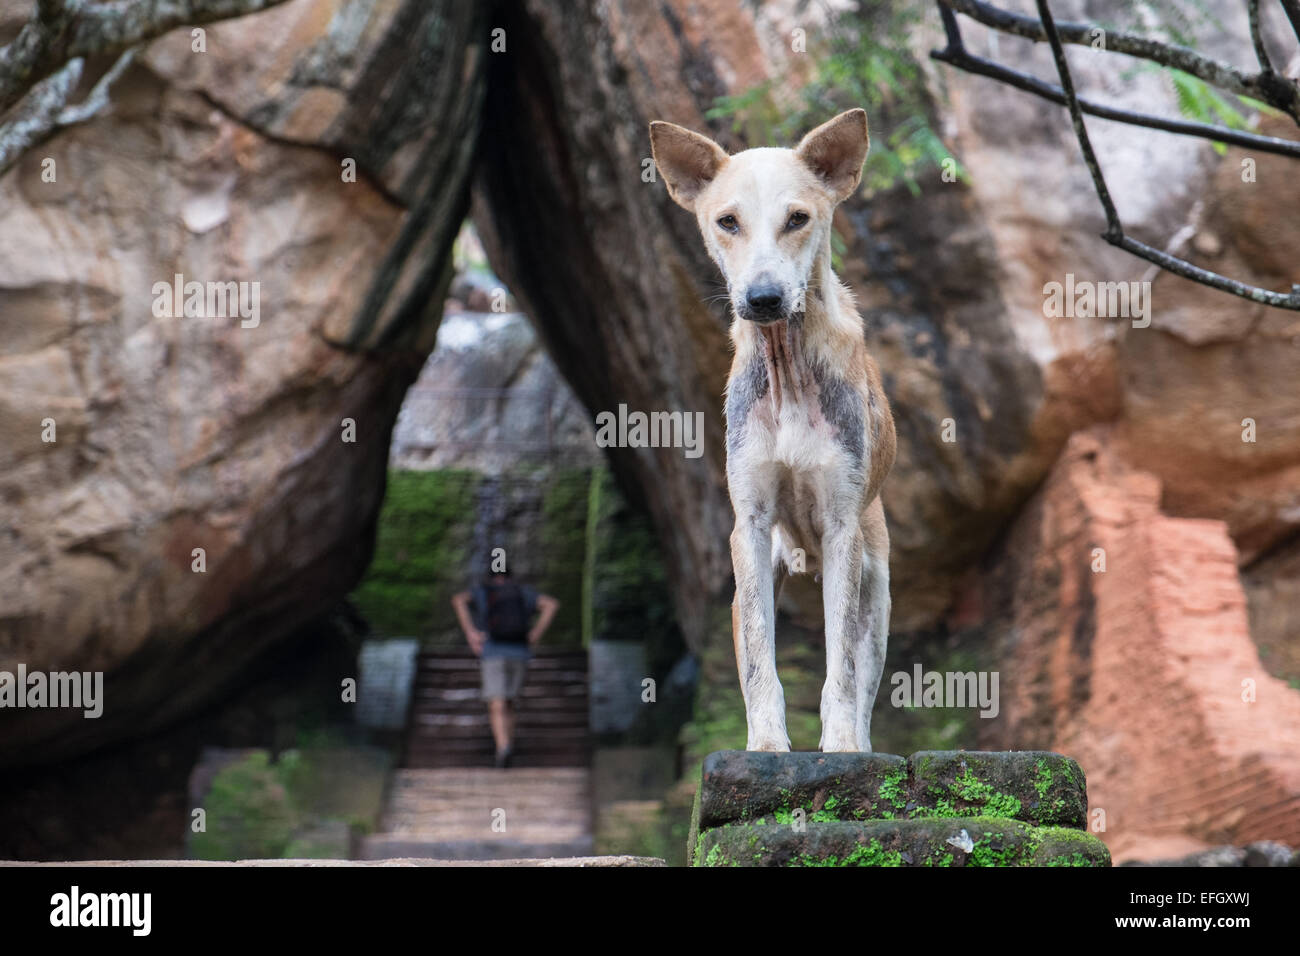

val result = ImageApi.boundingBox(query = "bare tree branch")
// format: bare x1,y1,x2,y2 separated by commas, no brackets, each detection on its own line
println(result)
1280,0,1300,44
938,0,1300,123
934,0,1300,311
1032,0,1121,239
1248,0,1273,74
57,44,136,124
0,56,82,174
0,0,291,116
0,46,137,176
931,39,1300,159
1034,0,1300,310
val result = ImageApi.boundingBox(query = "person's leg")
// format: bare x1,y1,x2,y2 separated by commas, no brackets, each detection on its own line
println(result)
482,657,512,761
487,698,510,753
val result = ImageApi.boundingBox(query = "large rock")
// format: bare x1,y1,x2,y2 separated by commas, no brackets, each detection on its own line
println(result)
972,428,1300,861
0,0,490,765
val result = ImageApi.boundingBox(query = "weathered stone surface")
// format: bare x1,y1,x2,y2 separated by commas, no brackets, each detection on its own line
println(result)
0,0,489,767
909,751,1087,829
695,750,908,832
695,818,1109,867
388,310,600,473
973,429,1300,860
691,750,1089,843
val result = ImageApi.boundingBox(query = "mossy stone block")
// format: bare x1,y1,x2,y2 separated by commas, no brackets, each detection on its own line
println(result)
696,818,1110,867
908,751,1087,827
693,750,909,833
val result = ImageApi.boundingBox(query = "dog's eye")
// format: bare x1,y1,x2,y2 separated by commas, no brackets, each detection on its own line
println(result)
717,215,739,233
786,211,809,230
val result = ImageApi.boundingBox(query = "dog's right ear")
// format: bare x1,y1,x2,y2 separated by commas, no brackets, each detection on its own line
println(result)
649,121,728,211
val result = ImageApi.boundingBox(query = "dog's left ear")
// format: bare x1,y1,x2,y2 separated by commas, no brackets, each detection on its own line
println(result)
796,108,870,202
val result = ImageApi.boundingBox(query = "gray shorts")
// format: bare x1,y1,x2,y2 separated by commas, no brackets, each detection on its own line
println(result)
481,656,528,701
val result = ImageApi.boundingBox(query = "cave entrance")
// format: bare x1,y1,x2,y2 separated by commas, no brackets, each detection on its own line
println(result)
347,220,692,764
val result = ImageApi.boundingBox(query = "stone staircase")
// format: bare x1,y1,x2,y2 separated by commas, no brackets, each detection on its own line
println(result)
361,647,595,860
360,767,594,860
402,648,591,769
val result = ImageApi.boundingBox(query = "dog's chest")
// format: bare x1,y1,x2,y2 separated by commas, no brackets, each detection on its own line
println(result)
751,392,841,469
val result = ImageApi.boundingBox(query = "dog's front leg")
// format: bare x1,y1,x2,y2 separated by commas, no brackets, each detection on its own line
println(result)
731,504,788,752
820,523,864,752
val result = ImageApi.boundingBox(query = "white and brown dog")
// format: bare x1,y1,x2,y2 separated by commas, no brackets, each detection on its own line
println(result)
650,109,896,753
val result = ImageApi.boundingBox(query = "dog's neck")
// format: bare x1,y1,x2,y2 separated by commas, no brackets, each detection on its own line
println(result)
734,243,840,416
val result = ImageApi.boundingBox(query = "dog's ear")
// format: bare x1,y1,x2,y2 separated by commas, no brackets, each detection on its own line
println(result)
649,121,728,211
795,108,870,202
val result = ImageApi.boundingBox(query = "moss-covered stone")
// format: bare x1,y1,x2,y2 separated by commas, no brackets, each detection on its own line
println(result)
907,751,1087,827
349,469,479,639
694,818,1110,867
688,749,1105,865
693,750,909,833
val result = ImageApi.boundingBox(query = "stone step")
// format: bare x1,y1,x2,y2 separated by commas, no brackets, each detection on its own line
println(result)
688,750,1105,867
693,750,1088,834
694,818,1110,867
367,769,594,860
359,836,596,861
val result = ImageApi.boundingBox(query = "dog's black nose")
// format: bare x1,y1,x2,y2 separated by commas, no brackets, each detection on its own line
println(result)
746,285,783,315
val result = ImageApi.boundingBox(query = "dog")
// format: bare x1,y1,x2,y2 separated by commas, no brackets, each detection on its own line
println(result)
650,108,896,753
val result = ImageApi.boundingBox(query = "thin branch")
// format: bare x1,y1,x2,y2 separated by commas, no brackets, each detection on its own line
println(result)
1034,0,1120,239
1281,0,1300,44
0,0,291,116
937,0,1300,122
930,43,1300,159
0,46,137,176
57,46,136,125
1116,233,1300,308
1248,0,1272,74
0,56,80,174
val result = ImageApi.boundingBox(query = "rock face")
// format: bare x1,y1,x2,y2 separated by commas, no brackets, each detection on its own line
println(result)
688,750,1109,866
1,0,1298,874
0,0,490,765
972,429,1300,861
389,309,600,473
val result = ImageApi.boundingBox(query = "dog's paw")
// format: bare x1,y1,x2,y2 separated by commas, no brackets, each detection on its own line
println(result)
747,737,791,753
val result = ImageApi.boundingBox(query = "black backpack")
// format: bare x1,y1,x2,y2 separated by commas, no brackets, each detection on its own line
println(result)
482,582,530,643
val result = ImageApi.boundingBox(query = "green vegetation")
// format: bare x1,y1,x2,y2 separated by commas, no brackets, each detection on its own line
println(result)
706,1,963,201
349,469,479,639
538,467,592,647
190,751,300,860
190,735,392,862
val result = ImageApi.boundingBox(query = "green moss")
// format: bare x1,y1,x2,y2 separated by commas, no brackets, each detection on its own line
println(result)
878,765,908,813
967,831,1030,867
788,838,903,867
1034,758,1053,800
1044,852,1098,867
349,469,479,639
